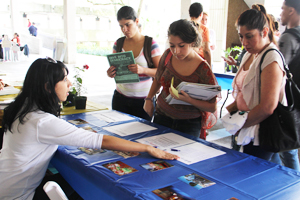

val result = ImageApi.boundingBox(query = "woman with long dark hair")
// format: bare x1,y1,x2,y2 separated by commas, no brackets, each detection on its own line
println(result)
0,58,178,199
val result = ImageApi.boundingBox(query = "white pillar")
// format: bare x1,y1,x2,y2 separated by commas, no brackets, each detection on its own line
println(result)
181,0,192,19
10,0,21,35
63,0,76,64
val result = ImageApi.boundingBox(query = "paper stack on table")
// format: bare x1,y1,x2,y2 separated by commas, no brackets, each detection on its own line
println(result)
166,78,221,106
0,86,20,96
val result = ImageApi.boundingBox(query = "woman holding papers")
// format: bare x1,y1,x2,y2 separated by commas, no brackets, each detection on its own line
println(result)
0,58,178,200
222,5,285,161
106,6,161,121
144,19,219,139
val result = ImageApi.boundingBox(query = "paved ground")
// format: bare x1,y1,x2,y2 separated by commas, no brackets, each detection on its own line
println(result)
0,49,232,148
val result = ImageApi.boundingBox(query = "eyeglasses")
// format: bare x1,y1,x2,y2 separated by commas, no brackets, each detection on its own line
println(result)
46,56,57,64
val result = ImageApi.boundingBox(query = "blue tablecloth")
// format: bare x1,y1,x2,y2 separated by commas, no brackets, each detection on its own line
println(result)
214,72,235,90
51,111,300,200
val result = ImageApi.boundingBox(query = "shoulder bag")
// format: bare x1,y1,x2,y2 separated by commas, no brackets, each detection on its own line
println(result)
259,48,300,152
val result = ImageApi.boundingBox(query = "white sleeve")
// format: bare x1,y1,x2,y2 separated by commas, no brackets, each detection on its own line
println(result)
36,115,103,149
261,50,284,72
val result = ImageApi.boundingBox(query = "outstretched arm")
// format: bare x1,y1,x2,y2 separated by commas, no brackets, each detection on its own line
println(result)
101,135,179,160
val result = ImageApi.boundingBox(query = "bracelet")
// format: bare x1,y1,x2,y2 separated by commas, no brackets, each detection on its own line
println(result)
144,97,153,102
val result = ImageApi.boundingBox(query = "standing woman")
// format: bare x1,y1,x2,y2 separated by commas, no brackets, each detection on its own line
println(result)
107,6,161,120
0,58,178,199
228,5,285,161
144,19,219,139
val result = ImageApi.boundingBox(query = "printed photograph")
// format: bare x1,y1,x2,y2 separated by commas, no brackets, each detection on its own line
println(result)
80,126,97,133
103,161,138,176
68,118,88,125
140,160,174,172
78,147,106,155
112,150,140,158
178,173,215,190
152,186,195,200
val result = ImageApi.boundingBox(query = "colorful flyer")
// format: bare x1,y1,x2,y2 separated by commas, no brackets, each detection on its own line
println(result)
103,161,138,176
140,160,173,172
78,147,106,155
68,118,88,125
152,186,195,200
178,173,215,190
112,150,139,158
80,126,97,133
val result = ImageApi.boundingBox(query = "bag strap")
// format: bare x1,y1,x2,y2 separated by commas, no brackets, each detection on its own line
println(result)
258,48,300,109
116,36,126,53
143,35,154,68
116,36,154,69
283,28,300,43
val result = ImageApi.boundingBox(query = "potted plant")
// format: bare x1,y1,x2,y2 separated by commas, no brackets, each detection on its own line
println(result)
223,46,243,73
73,64,89,109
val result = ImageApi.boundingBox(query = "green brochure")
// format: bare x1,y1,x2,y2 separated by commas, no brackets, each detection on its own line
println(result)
107,51,140,84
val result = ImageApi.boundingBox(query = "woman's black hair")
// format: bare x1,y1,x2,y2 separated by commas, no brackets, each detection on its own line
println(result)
2,58,68,133
117,6,137,21
236,4,276,45
168,19,201,48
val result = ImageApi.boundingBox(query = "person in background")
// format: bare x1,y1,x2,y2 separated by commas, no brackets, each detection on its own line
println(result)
107,6,161,121
144,19,219,139
189,2,211,67
0,58,178,200
11,42,19,62
225,4,285,162
11,33,20,46
0,35,3,60
27,19,31,28
201,12,216,52
29,22,37,37
270,0,300,171
1,35,11,62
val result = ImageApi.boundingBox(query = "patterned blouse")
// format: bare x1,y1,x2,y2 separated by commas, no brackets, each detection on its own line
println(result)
155,49,217,120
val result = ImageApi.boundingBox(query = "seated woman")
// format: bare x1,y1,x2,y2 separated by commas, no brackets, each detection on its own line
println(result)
107,6,161,121
0,58,178,199
144,19,219,139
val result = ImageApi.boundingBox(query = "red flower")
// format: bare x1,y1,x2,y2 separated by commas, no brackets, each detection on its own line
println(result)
83,64,89,70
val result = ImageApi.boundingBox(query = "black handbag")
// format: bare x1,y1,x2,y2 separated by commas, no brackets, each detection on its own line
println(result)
259,48,300,152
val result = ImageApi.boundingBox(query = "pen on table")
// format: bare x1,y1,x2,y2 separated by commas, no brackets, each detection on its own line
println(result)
171,148,180,152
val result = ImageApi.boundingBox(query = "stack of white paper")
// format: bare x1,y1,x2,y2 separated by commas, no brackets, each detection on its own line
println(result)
166,82,221,105
136,132,226,165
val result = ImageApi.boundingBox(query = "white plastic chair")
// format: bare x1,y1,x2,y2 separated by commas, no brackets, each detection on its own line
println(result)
43,181,68,200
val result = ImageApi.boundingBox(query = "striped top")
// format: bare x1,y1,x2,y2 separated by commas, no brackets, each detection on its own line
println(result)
112,38,161,98
155,49,217,119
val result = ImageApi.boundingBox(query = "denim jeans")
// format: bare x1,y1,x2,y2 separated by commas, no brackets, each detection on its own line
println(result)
243,142,275,161
112,90,153,121
153,112,201,138
271,149,300,171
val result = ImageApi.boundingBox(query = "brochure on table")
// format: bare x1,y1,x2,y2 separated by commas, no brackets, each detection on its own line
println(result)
92,110,135,123
103,121,157,136
136,133,226,165
106,51,140,84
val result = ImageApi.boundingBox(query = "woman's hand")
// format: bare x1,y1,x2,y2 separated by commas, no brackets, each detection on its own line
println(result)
128,64,145,74
146,145,179,160
107,66,116,78
143,99,154,117
222,56,237,66
169,87,191,103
